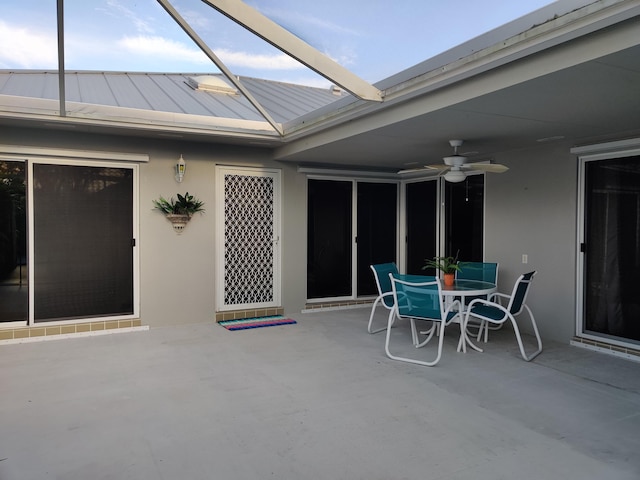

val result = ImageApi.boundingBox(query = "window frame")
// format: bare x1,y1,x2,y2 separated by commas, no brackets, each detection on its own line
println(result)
0,146,141,326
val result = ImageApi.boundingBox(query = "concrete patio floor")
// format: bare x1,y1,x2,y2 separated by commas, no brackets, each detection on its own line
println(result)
1,307,640,480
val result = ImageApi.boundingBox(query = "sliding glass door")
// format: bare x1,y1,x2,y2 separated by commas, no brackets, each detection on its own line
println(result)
33,163,134,322
1,158,137,325
405,180,438,275
582,155,640,344
406,175,484,276
307,174,484,301
0,160,27,323
307,179,397,300
307,179,353,299
444,174,485,262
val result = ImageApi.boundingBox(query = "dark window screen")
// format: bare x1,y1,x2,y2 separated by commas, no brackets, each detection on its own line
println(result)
406,181,438,275
0,160,27,322
33,164,134,322
445,175,484,262
356,182,397,296
307,179,352,299
584,156,640,342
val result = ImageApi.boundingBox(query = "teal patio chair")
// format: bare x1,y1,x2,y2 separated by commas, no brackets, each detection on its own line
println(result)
367,263,399,334
463,271,542,361
385,274,464,367
456,261,499,334
456,261,499,284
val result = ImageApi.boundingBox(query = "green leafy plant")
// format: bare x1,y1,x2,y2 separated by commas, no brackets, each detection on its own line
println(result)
422,254,461,274
153,192,205,216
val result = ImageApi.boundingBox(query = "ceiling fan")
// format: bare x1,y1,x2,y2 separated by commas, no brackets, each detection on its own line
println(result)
399,139,509,182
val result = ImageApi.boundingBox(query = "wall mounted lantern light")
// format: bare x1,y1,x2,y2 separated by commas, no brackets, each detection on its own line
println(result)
175,155,186,183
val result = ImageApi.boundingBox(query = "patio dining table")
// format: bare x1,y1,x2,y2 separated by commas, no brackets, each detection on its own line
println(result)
393,274,497,353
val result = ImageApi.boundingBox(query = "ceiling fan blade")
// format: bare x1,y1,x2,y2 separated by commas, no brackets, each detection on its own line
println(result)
425,164,451,171
398,166,428,174
398,165,449,175
465,163,509,173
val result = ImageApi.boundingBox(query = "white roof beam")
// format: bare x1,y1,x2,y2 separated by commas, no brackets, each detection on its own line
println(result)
200,0,383,102
157,0,284,136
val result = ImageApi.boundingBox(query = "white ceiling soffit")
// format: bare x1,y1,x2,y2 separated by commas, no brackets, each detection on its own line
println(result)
198,0,383,102
275,0,640,154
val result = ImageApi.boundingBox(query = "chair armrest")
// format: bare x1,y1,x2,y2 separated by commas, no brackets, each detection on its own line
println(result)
466,297,510,319
488,292,510,303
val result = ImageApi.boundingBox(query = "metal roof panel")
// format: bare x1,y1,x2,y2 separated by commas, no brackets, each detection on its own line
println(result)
0,71,345,125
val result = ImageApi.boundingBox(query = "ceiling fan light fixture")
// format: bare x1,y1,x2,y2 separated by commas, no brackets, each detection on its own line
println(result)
443,155,467,167
444,170,466,183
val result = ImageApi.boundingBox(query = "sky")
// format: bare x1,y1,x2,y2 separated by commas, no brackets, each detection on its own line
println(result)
1,0,556,87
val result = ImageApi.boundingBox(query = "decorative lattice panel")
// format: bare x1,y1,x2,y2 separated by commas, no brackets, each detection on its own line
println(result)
224,174,275,305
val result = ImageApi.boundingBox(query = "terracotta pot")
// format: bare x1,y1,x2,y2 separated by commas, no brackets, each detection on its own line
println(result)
443,273,455,286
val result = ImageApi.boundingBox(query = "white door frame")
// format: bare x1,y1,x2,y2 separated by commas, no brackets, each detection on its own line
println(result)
573,138,640,344
215,165,282,312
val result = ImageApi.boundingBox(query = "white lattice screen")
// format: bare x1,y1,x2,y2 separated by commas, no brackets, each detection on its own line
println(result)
223,173,275,306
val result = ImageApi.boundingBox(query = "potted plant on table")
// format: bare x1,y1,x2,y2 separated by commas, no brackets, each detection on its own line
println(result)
422,254,461,286
153,192,205,234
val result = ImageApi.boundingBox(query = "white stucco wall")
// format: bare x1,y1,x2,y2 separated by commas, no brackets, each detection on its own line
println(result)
1,128,309,328
1,126,587,343
137,141,309,326
485,142,579,342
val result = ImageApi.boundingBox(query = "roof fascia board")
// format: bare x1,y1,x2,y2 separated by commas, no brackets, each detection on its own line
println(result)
571,137,640,157
297,166,399,180
157,0,284,136
276,0,640,155
381,0,640,101
0,144,149,163
376,0,597,90
0,94,283,141
199,0,383,102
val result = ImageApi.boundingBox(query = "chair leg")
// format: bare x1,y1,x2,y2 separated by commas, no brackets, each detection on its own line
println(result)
410,319,419,346
475,320,490,343
367,297,388,334
459,314,483,353
385,316,445,367
415,321,437,347
509,305,542,361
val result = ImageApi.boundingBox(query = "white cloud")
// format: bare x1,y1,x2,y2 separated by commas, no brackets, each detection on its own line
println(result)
118,36,210,64
180,9,212,30
118,35,304,71
255,6,361,37
216,49,302,70
105,0,155,34
275,76,333,89
0,21,58,69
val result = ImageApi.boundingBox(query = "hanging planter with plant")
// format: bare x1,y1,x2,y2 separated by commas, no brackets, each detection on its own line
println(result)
153,192,205,234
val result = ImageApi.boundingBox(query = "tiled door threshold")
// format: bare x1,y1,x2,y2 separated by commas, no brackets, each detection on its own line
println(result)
0,319,148,345
571,336,640,363
303,299,373,312
215,307,284,322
